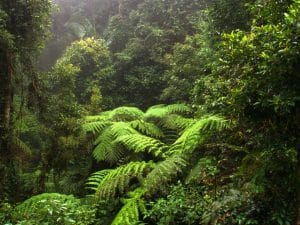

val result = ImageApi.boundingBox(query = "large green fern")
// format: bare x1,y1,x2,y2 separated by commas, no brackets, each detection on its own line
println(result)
84,105,229,225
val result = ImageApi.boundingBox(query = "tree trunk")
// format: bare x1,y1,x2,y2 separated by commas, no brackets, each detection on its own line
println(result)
0,50,16,202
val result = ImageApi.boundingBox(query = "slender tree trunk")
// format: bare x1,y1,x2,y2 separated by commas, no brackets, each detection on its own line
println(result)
297,164,300,225
295,105,300,225
0,50,16,202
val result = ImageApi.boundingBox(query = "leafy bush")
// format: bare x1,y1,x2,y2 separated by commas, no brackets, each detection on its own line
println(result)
11,193,96,225
144,182,209,225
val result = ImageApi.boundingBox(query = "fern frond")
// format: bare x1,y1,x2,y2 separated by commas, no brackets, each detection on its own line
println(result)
169,115,228,155
86,169,112,190
129,120,164,138
83,121,112,134
93,122,138,163
111,188,146,225
112,198,140,225
160,114,195,131
87,161,151,200
93,126,122,163
109,106,144,121
12,136,32,157
165,104,191,114
117,134,168,157
85,111,112,122
144,104,190,120
110,122,139,137
185,157,216,184
198,115,229,132
143,155,187,194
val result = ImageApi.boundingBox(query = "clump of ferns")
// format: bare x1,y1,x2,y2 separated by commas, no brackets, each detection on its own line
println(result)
83,104,230,225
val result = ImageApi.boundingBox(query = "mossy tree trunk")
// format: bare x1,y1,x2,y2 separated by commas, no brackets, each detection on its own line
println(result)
0,50,18,202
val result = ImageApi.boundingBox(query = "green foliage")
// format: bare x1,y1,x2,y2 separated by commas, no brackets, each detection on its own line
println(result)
83,104,189,163
52,37,113,108
111,188,146,225
0,0,53,202
103,0,207,108
117,134,167,157
144,183,209,225
195,0,300,119
169,115,229,155
143,155,187,195
85,104,229,224
87,161,151,200
2,0,299,224
12,193,96,225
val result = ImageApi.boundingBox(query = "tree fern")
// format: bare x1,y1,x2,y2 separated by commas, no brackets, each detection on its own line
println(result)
84,105,230,225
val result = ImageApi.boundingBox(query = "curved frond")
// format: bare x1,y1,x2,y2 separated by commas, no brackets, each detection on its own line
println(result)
109,106,144,121
143,155,187,194
144,104,190,119
93,126,122,163
129,120,163,138
160,114,195,131
169,115,229,155
93,122,138,163
12,136,32,157
83,121,112,134
85,111,112,122
111,188,146,225
117,134,168,157
112,198,140,225
87,161,151,200
165,104,191,114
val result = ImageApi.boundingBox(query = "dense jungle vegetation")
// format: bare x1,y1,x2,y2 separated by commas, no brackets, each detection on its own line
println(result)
0,0,300,224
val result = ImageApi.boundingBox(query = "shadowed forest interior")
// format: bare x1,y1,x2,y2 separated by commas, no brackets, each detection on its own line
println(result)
0,0,299,224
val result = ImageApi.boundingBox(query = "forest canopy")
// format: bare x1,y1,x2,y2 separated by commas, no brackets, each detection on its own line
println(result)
0,0,299,224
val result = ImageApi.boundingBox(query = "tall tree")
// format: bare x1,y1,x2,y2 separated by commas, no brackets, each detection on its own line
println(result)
0,0,52,201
